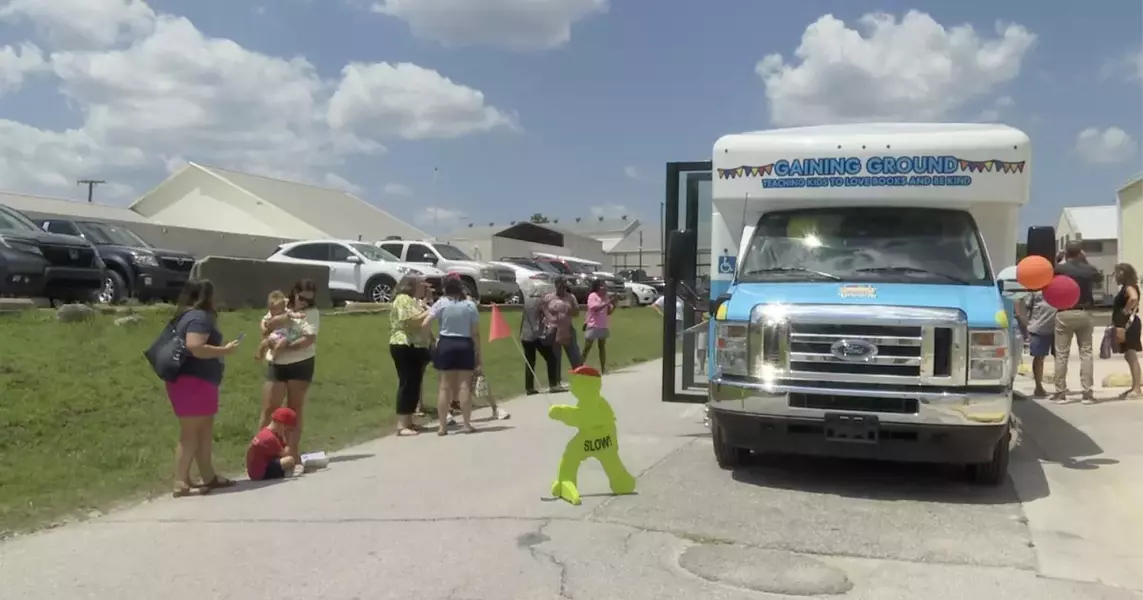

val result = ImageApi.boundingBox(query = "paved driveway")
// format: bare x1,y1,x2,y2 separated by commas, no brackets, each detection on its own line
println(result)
0,361,1139,599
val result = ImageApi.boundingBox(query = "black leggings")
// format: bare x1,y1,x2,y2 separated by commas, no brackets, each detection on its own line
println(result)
390,344,428,416
522,339,560,391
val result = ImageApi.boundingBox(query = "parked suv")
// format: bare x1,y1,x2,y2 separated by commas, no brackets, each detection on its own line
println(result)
268,239,445,304
40,218,195,304
533,256,625,303
0,204,104,303
376,239,518,303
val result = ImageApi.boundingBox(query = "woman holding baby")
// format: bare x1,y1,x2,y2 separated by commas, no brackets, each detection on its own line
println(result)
259,278,320,470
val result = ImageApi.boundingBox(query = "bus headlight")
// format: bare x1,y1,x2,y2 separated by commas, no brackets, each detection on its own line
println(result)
969,329,1009,383
715,322,749,375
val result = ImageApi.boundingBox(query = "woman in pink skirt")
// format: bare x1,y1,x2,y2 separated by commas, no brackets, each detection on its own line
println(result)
167,279,242,497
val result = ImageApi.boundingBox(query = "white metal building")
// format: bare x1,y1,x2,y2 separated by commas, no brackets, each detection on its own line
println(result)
0,190,296,259
1056,204,1119,296
130,163,428,242
559,216,640,252
607,224,665,276
1116,174,1143,270
440,222,607,265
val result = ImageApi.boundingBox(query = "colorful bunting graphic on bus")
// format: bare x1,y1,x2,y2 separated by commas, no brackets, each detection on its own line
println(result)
717,157,1025,179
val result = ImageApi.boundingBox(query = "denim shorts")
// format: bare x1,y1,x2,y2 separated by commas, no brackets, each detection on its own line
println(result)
1029,333,1055,357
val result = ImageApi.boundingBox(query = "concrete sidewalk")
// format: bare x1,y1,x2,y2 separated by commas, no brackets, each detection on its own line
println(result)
1013,354,1143,591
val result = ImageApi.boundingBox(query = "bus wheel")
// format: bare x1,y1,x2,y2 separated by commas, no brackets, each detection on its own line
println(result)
711,413,748,469
968,424,1011,486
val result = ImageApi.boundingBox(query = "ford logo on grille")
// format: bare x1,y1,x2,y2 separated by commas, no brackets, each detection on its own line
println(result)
829,339,878,362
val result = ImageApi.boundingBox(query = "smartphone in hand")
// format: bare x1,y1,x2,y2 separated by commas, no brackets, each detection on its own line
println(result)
236,332,246,343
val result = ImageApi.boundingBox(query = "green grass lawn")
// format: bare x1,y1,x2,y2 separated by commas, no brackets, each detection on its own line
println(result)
0,306,665,535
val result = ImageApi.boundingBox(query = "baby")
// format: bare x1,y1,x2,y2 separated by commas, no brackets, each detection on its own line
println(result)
257,290,307,361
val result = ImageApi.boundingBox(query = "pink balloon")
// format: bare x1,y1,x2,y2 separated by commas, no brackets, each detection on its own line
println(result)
1042,275,1080,310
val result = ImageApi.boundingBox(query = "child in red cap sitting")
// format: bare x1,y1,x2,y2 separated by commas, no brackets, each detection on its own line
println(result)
247,407,297,480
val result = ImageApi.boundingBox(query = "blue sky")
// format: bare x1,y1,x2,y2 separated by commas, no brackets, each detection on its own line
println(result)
0,0,1139,236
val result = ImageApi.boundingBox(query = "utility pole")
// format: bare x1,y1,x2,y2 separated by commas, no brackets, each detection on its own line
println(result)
77,179,105,203
638,229,643,271
431,167,439,235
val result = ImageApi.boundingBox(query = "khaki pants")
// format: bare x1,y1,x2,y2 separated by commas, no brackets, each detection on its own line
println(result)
1054,310,1094,393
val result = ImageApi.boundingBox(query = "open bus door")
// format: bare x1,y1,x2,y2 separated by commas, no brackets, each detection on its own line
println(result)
661,161,712,403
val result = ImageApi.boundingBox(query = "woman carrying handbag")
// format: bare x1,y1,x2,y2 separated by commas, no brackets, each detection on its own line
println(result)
1111,263,1142,400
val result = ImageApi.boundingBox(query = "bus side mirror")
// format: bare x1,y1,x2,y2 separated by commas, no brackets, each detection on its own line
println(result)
665,230,696,281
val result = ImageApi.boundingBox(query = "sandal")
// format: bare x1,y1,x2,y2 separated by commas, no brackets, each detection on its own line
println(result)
203,476,236,490
397,427,419,437
172,484,209,498
437,427,448,436
463,425,477,434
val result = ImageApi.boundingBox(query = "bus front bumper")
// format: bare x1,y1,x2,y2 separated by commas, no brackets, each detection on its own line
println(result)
708,378,1011,464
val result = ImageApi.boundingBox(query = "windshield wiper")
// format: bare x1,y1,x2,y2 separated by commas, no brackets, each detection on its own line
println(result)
741,267,841,281
855,266,970,284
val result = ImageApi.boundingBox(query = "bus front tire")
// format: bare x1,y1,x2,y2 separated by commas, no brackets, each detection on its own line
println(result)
968,424,1011,486
711,414,749,470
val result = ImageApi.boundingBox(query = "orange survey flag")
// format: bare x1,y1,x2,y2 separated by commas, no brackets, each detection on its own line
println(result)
489,304,511,342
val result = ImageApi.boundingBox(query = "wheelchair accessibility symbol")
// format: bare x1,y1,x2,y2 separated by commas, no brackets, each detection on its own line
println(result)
717,254,736,275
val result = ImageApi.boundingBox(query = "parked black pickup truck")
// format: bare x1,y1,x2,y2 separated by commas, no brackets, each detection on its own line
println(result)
39,218,196,303
0,204,105,302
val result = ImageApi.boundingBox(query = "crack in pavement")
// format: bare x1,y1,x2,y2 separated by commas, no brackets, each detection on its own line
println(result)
95,511,1043,574
516,519,573,600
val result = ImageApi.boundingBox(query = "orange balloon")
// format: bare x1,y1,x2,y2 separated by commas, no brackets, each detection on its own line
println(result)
1016,255,1054,291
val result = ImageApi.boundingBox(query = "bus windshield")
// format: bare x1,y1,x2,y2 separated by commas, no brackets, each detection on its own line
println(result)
739,207,991,286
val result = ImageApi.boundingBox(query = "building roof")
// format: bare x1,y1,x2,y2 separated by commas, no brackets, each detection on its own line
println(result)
442,225,503,240
1118,173,1143,193
1063,205,1118,240
190,163,429,242
609,224,661,254
558,216,640,237
0,190,151,223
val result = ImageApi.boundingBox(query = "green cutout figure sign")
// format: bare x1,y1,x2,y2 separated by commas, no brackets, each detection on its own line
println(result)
548,365,637,505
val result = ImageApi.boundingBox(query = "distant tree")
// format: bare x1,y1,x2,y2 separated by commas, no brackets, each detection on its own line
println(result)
529,213,550,224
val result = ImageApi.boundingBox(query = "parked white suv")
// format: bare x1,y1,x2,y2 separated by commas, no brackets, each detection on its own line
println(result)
267,239,445,303
491,260,555,303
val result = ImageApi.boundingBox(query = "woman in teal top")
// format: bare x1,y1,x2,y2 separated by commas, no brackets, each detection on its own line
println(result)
389,275,431,436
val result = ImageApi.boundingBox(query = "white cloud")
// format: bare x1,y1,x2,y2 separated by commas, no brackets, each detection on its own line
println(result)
975,95,1013,123
0,0,514,202
415,206,466,230
371,0,607,51
383,183,413,196
756,11,1036,125
1075,127,1138,165
1101,46,1143,84
323,172,363,194
590,203,628,220
623,165,641,180
0,42,47,95
0,0,156,49
328,62,517,140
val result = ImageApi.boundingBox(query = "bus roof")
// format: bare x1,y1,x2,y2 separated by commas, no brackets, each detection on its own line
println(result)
712,122,1030,206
